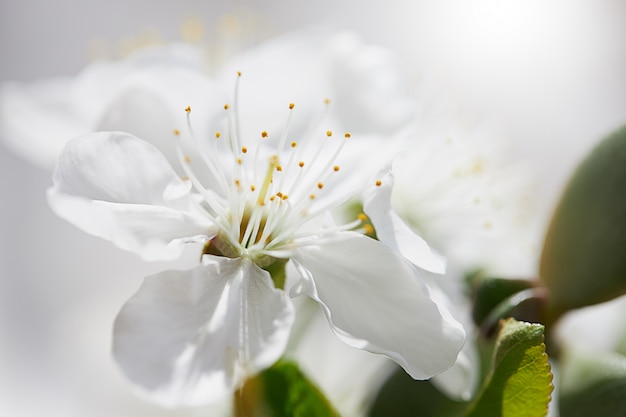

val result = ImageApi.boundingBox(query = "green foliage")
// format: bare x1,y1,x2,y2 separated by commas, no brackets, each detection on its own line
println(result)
559,349,626,417
234,360,339,417
464,319,553,417
471,277,546,336
540,125,626,317
368,369,467,417
472,278,536,325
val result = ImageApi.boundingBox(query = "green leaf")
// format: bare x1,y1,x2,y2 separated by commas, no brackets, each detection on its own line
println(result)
368,368,467,417
234,360,340,417
464,319,553,417
540,125,626,317
559,349,626,417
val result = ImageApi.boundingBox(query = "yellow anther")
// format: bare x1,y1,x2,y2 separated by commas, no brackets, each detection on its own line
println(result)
185,106,191,113
237,71,242,76
250,185,256,192
281,194,289,200
326,130,333,137
324,98,331,105
236,158,242,165
317,182,324,189
291,141,297,148
270,195,276,202
276,192,283,198
363,224,374,235
241,146,248,154
184,155,191,163
309,194,316,200
180,175,189,181
234,179,241,186
298,161,305,168
344,132,351,138
215,132,221,138
261,131,268,138
173,129,180,136
224,104,230,110
375,180,382,187
289,103,295,110
333,165,340,172
276,165,283,172
357,213,368,222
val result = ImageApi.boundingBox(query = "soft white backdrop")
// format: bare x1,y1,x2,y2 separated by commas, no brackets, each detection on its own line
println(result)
1,1,625,416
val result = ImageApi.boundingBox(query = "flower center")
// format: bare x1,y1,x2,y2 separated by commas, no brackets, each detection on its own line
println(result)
177,72,377,267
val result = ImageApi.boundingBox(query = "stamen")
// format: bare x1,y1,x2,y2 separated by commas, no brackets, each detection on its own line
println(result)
375,179,382,186
185,109,228,193
215,132,221,138
173,129,180,136
257,158,277,205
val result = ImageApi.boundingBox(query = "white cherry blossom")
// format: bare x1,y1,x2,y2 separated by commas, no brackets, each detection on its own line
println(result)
47,77,465,406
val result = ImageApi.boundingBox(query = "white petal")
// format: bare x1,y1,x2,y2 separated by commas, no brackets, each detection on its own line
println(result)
363,170,447,274
327,31,417,134
421,274,480,400
0,78,91,168
113,256,295,406
48,131,212,260
96,66,227,174
291,232,465,379
431,335,479,401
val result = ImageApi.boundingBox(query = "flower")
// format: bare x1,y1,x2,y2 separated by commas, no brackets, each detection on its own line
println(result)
47,75,465,406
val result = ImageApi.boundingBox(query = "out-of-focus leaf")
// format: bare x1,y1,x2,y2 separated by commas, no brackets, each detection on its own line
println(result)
368,368,467,417
464,319,553,417
472,277,547,336
559,349,626,417
540,125,626,317
234,360,339,417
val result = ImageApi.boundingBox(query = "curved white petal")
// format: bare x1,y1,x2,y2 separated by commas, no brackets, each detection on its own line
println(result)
48,131,213,260
363,170,447,274
290,232,465,379
420,273,480,400
431,334,479,401
113,256,295,407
